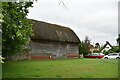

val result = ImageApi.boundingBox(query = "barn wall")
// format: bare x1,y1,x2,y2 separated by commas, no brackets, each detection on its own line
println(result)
27,41,79,59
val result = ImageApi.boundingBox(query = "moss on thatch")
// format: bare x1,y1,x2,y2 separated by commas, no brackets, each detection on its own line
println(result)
31,19,80,43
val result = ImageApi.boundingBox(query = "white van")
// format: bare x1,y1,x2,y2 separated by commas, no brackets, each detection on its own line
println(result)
103,53,120,59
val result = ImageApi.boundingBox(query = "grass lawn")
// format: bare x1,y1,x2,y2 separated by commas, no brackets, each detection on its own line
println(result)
2,58,118,78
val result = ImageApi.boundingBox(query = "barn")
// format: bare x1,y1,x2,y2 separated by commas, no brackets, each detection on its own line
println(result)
27,20,81,59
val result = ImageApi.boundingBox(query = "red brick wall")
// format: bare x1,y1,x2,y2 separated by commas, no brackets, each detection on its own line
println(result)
67,53,79,58
31,53,79,59
30,54,51,60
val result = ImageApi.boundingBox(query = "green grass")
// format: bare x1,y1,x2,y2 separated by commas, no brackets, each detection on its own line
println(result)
2,58,118,78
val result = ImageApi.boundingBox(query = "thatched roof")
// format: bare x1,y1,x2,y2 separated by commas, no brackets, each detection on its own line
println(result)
31,19,80,43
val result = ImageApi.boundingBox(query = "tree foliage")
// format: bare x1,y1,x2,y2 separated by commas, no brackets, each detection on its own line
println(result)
79,37,91,57
2,2,33,57
79,41,90,56
95,43,100,48
117,34,120,50
93,50,100,53
103,46,120,55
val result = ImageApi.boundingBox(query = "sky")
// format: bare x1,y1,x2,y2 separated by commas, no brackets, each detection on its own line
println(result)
27,0,119,46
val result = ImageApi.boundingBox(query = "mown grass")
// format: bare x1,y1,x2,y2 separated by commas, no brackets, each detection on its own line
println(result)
2,58,118,78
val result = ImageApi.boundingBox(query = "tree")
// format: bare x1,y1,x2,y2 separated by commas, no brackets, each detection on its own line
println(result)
2,2,33,59
102,46,120,55
0,14,3,56
95,43,100,49
79,41,90,57
84,36,90,44
117,34,120,46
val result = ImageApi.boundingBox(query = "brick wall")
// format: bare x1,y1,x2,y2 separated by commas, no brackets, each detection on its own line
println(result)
67,53,79,58
30,54,51,60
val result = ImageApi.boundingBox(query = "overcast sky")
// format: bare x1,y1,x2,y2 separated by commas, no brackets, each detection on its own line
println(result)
27,0,119,46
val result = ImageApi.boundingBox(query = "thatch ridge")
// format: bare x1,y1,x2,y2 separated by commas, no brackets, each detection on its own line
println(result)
32,19,71,30
31,19,80,43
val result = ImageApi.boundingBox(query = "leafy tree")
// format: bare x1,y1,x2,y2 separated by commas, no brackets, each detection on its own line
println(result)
2,2,33,59
79,41,90,57
103,49,116,55
103,46,120,55
0,14,3,55
117,34,120,50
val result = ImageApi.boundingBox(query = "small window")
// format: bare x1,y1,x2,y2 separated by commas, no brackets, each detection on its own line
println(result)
112,54,117,56
109,54,117,56
108,54,113,56
108,54,110,56
92,53,98,55
88,53,91,55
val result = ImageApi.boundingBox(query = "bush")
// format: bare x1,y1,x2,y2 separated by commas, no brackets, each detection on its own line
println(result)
93,50,100,53
103,48,118,55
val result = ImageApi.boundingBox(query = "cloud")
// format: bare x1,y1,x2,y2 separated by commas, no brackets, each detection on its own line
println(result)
27,0,119,46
